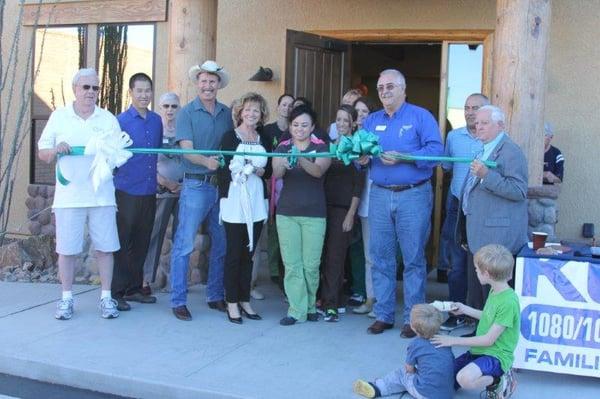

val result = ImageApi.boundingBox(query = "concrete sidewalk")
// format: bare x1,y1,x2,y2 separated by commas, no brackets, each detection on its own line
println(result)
0,279,598,399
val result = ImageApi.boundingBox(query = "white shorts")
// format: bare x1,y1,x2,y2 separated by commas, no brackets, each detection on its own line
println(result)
54,206,120,255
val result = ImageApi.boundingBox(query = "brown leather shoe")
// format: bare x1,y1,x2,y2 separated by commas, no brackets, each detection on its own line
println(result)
124,292,157,304
115,298,131,311
172,305,192,321
400,324,417,338
207,300,227,312
367,320,394,334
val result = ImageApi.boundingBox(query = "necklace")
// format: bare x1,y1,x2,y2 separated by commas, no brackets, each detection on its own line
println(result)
235,128,259,144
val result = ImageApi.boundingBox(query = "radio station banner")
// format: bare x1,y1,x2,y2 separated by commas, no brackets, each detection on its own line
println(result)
514,257,600,377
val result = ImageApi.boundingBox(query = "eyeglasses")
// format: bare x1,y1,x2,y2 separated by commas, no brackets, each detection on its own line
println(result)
161,104,179,109
376,83,401,93
80,84,100,92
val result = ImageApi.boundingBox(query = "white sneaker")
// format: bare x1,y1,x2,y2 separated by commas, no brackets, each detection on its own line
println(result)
250,288,265,300
353,302,373,314
55,298,74,320
367,310,376,319
100,297,120,319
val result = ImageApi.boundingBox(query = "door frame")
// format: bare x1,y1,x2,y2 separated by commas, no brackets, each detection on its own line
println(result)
307,29,494,268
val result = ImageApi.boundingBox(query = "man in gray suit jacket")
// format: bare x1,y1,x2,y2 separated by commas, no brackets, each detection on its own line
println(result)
457,105,528,310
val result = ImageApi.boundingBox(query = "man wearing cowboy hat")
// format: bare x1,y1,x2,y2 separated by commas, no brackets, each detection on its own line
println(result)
170,60,233,320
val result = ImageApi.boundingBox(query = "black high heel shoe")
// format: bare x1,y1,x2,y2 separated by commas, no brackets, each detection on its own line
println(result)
227,308,243,324
239,306,262,320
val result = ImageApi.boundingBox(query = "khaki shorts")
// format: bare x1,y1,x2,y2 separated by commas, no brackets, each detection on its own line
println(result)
54,206,120,255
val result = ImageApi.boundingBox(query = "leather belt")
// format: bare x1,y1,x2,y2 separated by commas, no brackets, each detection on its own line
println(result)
184,173,217,185
375,179,429,192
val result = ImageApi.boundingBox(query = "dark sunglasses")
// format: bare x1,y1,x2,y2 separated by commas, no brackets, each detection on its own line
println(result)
161,104,179,109
81,84,100,91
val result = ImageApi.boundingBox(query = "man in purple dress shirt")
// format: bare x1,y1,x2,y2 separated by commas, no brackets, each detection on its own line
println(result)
112,73,163,310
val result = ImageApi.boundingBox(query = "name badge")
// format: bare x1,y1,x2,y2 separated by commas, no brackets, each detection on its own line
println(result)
163,138,170,144
375,125,387,131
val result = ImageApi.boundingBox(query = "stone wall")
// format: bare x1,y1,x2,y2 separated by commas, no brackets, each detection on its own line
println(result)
25,184,55,236
528,185,560,242
4,184,209,289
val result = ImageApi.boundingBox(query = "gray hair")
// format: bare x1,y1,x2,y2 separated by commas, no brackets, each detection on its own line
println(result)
159,92,180,106
72,68,98,86
544,122,554,136
479,104,505,125
467,93,490,105
380,69,406,88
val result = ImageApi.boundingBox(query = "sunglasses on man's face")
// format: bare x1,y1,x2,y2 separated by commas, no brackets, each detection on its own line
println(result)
161,104,179,109
80,84,100,92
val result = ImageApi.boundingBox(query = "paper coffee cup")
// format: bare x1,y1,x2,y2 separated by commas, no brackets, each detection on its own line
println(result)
532,231,549,250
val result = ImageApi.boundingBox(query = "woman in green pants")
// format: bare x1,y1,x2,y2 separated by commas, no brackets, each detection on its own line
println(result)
272,105,331,326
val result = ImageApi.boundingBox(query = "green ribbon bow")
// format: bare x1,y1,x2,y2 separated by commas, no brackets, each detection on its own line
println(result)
335,129,383,165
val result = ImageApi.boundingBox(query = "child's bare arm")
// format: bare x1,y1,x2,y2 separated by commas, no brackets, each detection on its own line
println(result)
405,363,416,374
431,323,506,348
451,302,482,320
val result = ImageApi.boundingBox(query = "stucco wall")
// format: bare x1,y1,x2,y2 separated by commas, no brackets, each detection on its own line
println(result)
545,0,600,240
1,0,36,237
216,0,496,108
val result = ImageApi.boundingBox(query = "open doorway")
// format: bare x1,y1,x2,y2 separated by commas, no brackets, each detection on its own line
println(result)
285,30,487,269
351,43,443,127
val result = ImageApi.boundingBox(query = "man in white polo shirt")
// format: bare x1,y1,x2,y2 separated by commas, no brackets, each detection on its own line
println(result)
38,68,121,320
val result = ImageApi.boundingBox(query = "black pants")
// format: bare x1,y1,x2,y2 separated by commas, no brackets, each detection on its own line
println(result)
467,251,517,311
112,190,156,298
142,196,179,284
224,221,263,303
466,251,490,311
321,206,352,309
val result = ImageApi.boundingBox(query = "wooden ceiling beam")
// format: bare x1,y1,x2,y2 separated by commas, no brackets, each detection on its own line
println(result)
307,29,493,43
22,0,167,26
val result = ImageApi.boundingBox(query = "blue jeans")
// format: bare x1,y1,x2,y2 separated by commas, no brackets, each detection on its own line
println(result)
369,183,432,324
170,178,225,307
441,193,468,303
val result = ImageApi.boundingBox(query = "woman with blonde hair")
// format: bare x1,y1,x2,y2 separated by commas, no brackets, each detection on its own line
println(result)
218,92,272,323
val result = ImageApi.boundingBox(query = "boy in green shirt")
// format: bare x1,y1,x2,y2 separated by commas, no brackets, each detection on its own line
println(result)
431,244,520,399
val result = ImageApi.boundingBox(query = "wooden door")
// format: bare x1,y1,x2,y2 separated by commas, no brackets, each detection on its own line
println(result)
285,30,351,129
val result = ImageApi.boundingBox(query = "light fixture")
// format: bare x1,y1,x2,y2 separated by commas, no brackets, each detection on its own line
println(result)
249,67,273,82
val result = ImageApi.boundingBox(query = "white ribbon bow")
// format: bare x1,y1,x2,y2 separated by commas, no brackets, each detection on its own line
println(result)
84,130,133,192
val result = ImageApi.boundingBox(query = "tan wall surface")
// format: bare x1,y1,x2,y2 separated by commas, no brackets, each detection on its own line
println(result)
1,0,36,236
545,0,600,240
215,0,496,110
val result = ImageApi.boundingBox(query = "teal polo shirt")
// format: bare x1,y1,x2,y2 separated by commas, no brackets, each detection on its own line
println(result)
176,96,233,175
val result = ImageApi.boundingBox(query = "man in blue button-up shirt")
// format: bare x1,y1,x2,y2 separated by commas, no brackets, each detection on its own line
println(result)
169,60,233,321
359,69,443,337
112,73,163,310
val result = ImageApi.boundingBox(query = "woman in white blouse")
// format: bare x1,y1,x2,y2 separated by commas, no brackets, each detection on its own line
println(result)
217,92,272,324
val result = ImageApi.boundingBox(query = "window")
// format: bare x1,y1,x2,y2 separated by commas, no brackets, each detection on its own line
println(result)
30,23,156,184
446,44,484,129
97,24,155,115
31,26,87,185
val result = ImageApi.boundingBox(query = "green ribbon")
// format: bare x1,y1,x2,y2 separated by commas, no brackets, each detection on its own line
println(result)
333,129,497,168
57,140,497,186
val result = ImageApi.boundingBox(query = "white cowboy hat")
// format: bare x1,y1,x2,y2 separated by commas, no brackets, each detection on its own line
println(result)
188,60,230,89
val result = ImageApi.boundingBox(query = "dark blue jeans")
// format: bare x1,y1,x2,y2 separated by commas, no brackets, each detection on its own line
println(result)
441,193,468,303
